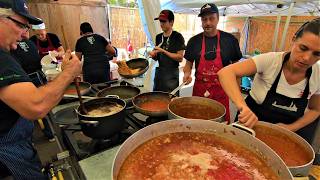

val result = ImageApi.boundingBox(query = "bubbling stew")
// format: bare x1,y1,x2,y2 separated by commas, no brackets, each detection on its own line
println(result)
118,132,279,180
254,125,312,167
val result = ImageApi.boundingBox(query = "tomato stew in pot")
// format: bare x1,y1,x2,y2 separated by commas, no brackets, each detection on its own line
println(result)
254,125,312,167
118,132,279,180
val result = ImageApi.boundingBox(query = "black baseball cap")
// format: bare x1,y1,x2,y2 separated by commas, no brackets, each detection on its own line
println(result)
154,10,174,21
198,3,219,17
0,0,42,25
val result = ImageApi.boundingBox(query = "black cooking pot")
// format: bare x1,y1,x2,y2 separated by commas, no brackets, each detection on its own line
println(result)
76,98,126,139
96,85,140,107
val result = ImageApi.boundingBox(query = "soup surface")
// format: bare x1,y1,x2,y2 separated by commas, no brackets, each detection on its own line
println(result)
118,132,279,180
171,104,222,119
139,99,169,112
64,86,87,95
254,125,311,167
87,103,123,117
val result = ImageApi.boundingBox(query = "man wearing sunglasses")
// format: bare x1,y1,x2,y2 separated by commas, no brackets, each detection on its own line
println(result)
149,10,185,94
183,3,242,123
0,0,82,179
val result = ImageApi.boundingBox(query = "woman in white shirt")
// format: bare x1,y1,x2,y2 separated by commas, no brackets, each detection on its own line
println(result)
218,18,320,143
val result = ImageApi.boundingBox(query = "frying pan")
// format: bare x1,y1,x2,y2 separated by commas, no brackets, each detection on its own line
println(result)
64,81,91,95
96,85,140,105
117,58,149,78
132,91,176,117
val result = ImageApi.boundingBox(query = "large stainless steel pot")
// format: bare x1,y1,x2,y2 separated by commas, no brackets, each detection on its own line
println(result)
168,96,226,122
254,121,315,177
112,119,293,179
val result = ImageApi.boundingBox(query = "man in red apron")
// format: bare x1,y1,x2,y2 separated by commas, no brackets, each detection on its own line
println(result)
30,23,64,60
183,3,242,123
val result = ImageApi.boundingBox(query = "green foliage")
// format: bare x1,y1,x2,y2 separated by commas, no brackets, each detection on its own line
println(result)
108,0,137,8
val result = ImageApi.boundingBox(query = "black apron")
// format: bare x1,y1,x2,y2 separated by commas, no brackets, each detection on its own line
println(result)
153,67,179,94
0,117,46,179
83,55,110,84
153,34,179,93
244,53,318,144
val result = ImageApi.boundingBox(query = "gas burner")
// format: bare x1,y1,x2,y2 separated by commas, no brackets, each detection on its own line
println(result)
60,105,169,161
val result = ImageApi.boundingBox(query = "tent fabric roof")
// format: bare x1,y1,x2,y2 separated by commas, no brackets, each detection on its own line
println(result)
161,0,320,16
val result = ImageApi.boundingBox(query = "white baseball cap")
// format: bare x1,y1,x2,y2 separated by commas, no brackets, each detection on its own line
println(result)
32,22,45,30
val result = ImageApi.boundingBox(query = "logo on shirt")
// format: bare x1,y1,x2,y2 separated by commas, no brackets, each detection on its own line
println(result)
272,101,298,112
87,37,95,45
18,42,29,52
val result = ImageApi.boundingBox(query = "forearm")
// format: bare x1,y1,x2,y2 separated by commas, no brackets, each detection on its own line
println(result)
162,50,183,62
218,68,246,110
18,71,76,119
289,109,320,132
184,60,192,72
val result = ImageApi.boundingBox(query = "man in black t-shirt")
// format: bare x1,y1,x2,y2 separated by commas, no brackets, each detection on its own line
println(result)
149,10,185,93
11,31,42,74
30,23,65,60
75,22,116,84
0,1,82,178
183,3,242,122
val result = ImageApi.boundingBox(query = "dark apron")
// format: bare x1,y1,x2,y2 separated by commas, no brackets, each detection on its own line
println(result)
243,53,317,144
153,67,179,94
36,36,61,61
0,117,46,179
192,31,230,123
83,55,110,84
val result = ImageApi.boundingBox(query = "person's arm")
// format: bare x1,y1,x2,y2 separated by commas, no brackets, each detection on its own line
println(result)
0,51,82,120
57,46,65,56
75,52,82,60
153,47,184,62
106,44,116,56
183,60,193,84
278,94,320,131
218,59,258,127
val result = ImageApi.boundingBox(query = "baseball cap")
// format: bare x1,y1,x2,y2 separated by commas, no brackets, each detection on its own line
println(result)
198,3,219,17
154,10,174,21
0,0,42,25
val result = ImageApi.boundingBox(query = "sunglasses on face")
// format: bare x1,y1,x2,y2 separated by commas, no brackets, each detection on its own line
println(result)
7,16,30,32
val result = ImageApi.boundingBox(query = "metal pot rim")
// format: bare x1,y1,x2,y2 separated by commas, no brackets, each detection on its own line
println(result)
112,119,293,179
76,97,126,118
255,121,315,168
168,96,226,120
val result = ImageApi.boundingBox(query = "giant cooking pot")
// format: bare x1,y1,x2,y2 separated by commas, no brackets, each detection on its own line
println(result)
168,96,226,122
112,119,293,179
254,121,315,177
76,97,126,139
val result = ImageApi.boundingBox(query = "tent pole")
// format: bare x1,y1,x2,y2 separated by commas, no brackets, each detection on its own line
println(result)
272,15,281,52
279,2,295,51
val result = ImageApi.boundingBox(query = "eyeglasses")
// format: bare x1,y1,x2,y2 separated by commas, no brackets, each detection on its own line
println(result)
7,16,30,32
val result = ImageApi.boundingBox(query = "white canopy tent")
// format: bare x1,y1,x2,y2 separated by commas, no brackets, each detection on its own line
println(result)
137,0,319,49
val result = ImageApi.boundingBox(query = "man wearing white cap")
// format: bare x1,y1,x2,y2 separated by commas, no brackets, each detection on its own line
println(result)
30,22,65,60
0,0,81,179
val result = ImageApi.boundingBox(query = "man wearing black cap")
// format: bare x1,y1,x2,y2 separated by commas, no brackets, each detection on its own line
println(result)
0,0,82,179
183,3,242,123
149,10,185,94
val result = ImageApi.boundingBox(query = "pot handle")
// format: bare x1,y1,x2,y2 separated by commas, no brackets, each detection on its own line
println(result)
231,122,256,137
80,120,99,125
105,95,120,99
